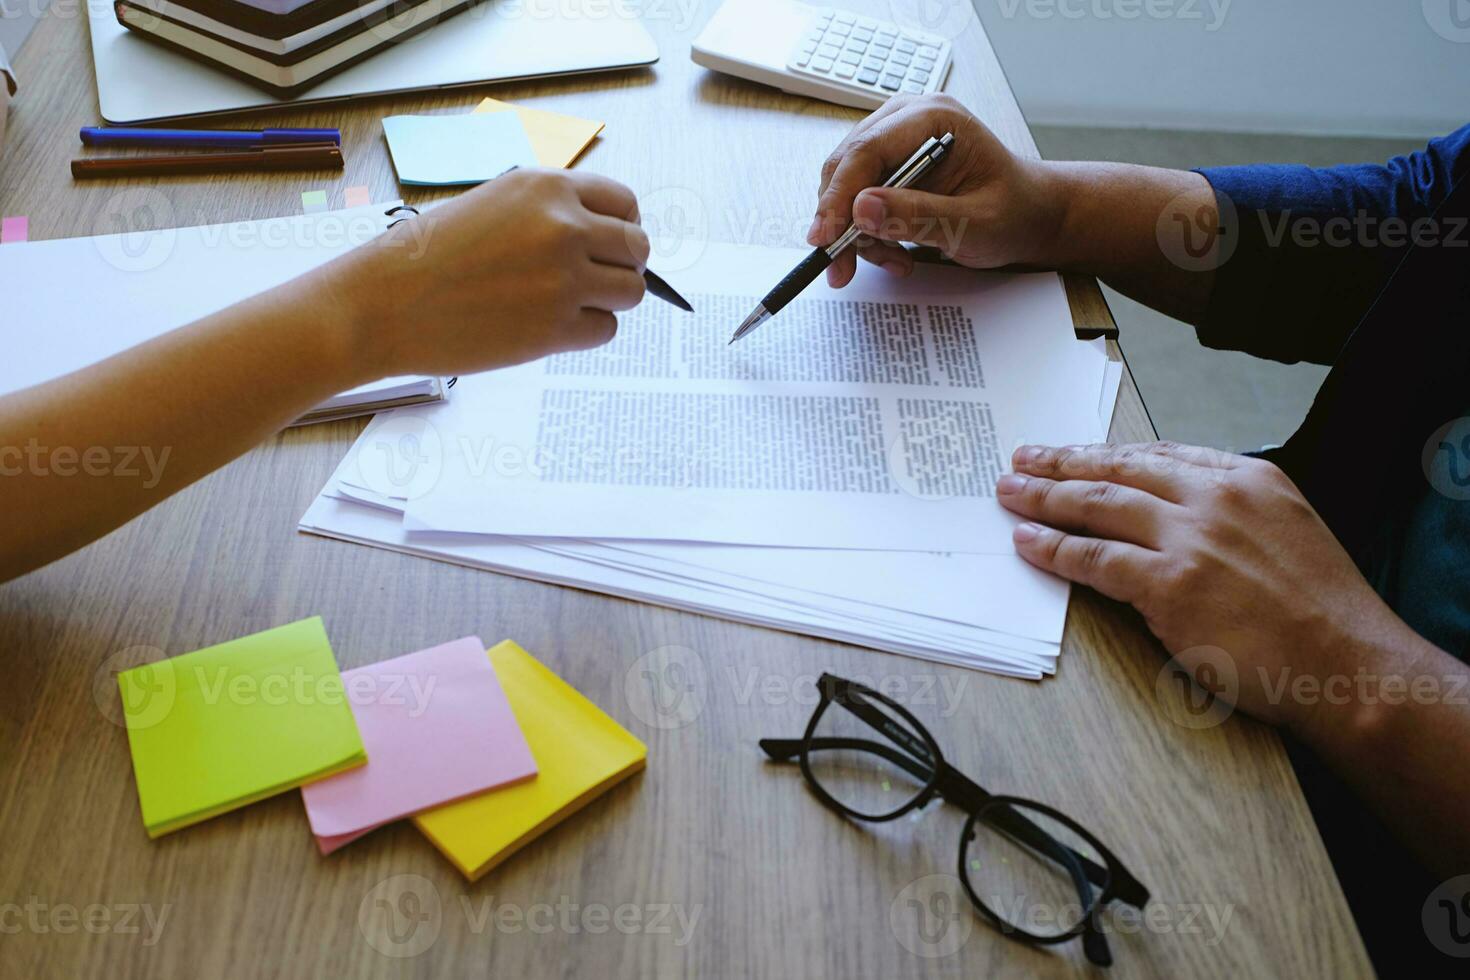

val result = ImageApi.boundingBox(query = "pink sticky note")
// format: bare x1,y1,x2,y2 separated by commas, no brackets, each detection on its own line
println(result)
301,636,536,853
343,185,371,208
0,216,28,243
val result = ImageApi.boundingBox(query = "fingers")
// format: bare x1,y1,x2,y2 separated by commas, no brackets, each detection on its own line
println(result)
1012,443,1208,503
826,241,914,287
853,187,967,251
585,213,650,270
815,96,921,200
1011,522,1157,605
1141,440,1241,470
825,248,858,288
810,101,955,247
854,239,915,277
567,171,640,221
581,263,646,313
564,309,619,351
997,473,1175,548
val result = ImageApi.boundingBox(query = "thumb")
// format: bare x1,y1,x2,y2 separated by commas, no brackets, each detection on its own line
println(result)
851,188,963,248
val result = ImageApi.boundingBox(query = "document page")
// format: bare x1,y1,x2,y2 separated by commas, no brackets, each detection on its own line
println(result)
0,203,428,404
402,243,1105,553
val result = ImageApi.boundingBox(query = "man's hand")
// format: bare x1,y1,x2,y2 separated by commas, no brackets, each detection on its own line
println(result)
995,442,1422,730
810,93,1219,321
809,94,1067,288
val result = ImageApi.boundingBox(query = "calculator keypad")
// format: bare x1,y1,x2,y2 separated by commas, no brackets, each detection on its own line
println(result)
789,7,950,98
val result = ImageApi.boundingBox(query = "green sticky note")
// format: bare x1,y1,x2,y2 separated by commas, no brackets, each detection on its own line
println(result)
118,617,365,838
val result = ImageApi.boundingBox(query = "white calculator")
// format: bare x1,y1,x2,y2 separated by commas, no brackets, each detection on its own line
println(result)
691,0,953,110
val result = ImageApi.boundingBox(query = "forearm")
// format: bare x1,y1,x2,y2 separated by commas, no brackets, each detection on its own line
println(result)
1031,160,1220,324
1292,624,1470,878
0,274,370,582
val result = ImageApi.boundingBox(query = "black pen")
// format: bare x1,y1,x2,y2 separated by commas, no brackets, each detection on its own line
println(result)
645,268,693,311
729,132,954,344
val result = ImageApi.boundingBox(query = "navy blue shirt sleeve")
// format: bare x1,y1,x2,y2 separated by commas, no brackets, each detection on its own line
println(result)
1193,124,1470,365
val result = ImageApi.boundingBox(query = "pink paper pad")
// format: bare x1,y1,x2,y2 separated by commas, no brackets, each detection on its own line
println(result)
301,636,536,853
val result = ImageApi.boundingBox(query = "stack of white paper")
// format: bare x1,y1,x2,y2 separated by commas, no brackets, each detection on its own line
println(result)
300,243,1122,677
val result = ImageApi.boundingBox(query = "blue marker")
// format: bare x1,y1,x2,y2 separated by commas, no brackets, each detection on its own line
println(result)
79,126,341,149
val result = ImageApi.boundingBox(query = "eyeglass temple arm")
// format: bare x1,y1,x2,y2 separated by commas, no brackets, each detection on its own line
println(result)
761,735,1145,910
951,769,1149,908
759,737,935,783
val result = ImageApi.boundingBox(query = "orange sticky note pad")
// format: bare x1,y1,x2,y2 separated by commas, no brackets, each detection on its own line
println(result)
472,98,604,169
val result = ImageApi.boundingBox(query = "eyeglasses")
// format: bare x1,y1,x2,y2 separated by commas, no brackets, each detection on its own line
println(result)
759,673,1150,967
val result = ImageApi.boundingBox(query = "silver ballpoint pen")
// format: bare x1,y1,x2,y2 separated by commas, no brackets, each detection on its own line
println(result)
729,131,956,344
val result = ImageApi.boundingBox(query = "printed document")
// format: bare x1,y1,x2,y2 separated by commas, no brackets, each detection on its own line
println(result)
402,243,1106,553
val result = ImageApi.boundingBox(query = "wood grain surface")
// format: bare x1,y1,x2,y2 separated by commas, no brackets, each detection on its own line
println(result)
0,3,1370,978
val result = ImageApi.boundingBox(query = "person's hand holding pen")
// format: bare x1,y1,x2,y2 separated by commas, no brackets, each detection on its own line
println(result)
320,168,651,377
808,94,1069,287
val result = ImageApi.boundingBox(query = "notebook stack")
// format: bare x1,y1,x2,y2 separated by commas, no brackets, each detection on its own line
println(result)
113,0,486,97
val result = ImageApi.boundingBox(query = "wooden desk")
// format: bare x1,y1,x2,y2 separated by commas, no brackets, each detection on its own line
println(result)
0,5,1371,978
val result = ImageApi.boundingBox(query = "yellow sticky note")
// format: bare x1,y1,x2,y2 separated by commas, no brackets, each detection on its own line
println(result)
472,97,605,168
414,640,647,881
118,617,366,838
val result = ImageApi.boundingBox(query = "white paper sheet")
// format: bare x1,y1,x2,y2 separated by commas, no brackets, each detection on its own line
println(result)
400,244,1108,554
0,203,435,416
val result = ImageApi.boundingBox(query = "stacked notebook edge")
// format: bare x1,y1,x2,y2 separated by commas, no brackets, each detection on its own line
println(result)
114,0,485,96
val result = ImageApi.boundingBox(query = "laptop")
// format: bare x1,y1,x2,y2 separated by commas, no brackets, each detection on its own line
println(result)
84,0,659,124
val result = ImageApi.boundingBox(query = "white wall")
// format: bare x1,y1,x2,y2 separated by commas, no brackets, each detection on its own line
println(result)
971,0,1470,137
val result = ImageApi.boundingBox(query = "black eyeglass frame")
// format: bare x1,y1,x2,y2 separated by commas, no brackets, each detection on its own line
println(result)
759,673,1150,968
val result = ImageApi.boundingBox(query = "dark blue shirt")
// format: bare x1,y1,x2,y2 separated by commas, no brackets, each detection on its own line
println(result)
1194,125,1470,975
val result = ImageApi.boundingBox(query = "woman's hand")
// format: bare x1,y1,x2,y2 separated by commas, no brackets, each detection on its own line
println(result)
325,168,649,381
810,94,1067,287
